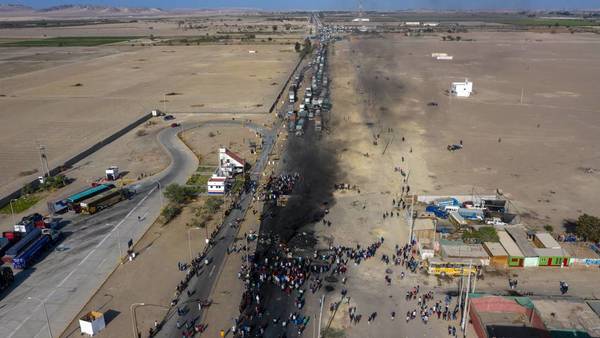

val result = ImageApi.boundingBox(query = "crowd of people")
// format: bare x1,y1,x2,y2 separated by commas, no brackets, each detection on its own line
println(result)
235,236,386,336
258,172,300,202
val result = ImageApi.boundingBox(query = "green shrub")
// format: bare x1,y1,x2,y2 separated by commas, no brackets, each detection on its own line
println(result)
161,204,182,223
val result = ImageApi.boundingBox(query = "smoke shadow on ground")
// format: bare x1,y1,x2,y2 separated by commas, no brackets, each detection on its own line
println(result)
259,125,343,252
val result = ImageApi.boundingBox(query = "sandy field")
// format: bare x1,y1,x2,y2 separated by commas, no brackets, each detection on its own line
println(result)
339,31,600,229
0,116,171,230
282,31,600,338
181,119,266,167
0,16,309,38
0,43,296,197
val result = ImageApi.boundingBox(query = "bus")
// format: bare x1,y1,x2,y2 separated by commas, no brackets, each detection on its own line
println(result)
80,189,130,214
426,258,481,277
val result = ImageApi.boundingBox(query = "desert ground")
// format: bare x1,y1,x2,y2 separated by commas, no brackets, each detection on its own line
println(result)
338,31,600,229
270,30,600,338
0,15,309,38
0,114,172,230
0,42,297,197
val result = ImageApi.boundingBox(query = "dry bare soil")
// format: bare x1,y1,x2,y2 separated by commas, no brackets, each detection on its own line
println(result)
0,43,296,197
336,31,600,229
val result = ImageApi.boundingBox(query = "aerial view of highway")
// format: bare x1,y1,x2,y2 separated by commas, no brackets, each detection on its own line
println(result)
1,2,600,338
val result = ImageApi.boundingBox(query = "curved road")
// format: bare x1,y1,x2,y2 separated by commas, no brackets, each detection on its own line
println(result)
154,120,278,337
0,125,197,338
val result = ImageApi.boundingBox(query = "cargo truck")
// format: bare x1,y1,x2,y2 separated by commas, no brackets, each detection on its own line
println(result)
288,89,296,103
12,229,61,269
66,184,115,212
80,188,131,214
3,227,41,263
315,116,322,132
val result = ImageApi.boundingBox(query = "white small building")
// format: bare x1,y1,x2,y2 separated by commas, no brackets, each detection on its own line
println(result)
79,311,106,336
437,55,453,60
219,148,245,177
450,79,473,97
423,22,439,27
405,21,421,26
352,18,370,22
207,169,228,195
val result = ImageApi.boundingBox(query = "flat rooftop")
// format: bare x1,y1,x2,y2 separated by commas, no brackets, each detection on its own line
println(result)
484,241,508,257
441,243,489,259
506,226,538,257
533,299,600,337
498,230,524,257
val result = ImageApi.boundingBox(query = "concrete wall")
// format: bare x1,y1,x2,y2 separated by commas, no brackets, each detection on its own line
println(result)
417,195,497,204
269,51,307,114
0,113,152,210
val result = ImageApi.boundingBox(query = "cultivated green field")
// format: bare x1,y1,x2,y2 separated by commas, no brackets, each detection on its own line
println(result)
499,18,600,27
0,36,136,47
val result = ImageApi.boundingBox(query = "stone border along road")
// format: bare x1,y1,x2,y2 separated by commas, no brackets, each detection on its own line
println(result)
0,124,198,338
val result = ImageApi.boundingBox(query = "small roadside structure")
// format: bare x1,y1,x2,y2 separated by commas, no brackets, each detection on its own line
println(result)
413,218,436,242
483,241,508,268
219,147,246,176
440,240,490,266
450,78,473,97
497,230,524,267
506,226,539,268
207,168,228,195
535,247,570,267
79,311,105,336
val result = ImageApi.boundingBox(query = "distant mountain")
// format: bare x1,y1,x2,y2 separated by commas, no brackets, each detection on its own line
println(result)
39,4,162,13
37,4,165,14
0,4,34,12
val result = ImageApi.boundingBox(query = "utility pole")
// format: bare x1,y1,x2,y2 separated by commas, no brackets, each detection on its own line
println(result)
38,144,49,178
9,199,17,225
458,270,463,311
461,262,473,333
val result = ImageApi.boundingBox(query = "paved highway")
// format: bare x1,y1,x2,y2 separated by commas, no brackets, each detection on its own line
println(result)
0,125,197,338
154,120,277,337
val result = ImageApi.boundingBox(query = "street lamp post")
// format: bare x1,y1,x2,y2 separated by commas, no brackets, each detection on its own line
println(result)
28,297,52,338
130,302,145,338
187,227,205,262
115,224,123,260
9,199,17,225
153,180,164,209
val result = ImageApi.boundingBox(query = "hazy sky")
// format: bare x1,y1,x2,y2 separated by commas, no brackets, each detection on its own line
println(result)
9,0,600,10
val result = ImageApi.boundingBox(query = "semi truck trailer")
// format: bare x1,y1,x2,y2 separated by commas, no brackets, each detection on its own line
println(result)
12,229,61,269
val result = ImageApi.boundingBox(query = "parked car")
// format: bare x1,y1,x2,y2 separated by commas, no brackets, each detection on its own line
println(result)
171,122,181,128
163,115,175,121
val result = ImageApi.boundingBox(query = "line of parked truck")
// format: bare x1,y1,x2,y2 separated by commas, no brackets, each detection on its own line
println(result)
0,171,134,293
287,34,332,136
48,176,132,215
0,213,61,272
